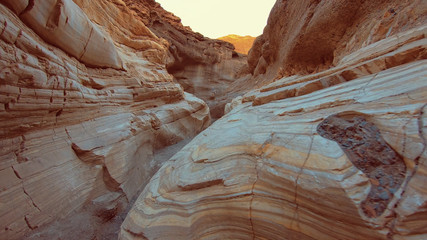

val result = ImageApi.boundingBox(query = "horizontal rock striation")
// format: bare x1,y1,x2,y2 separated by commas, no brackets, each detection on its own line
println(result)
0,1,211,239
120,9,427,240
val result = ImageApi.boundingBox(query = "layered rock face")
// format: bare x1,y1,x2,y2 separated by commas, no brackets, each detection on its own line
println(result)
218,34,256,55
121,0,250,118
170,56,250,119
0,0,212,239
121,1,427,239
248,0,427,84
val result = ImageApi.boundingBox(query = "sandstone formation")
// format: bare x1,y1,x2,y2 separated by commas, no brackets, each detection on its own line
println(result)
120,0,250,118
218,34,256,55
0,0,215,239
2,0,427,239
121,26,427,240
2,0,124,69
248,0,427,84
121,1,427,239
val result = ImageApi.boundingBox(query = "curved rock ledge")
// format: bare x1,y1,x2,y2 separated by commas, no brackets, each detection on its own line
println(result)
2,0,123,69
0,1,210,239
120,32,427,239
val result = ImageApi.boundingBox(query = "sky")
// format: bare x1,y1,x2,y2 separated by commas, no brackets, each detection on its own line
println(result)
156,0,277,39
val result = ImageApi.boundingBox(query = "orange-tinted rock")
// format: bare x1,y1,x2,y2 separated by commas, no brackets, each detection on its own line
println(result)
218,35,256,55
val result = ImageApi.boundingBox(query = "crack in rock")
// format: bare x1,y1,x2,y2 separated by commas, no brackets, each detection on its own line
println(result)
24,215,36,230
249,160,260,240
248,133,274,239
317,111,406,218
79,27,94,60
290,134,314,229
386,103,427,239
22,183,41,212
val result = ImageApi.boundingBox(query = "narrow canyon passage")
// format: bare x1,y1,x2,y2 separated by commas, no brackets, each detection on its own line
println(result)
0,0,426,240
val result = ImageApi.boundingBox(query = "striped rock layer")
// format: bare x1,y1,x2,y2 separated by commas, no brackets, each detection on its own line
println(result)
120,26,427,240
0,0,213,239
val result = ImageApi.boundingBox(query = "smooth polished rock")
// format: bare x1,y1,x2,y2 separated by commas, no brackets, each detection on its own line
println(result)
120,27,427,240
2,0,123,69
0,1,210,239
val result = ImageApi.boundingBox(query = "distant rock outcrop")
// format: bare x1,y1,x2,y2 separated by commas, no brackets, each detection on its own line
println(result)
218,34,256,55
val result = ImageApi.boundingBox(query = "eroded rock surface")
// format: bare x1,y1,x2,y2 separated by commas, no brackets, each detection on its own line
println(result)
2,0,123,69
0,1,212,239
317,112,406,218
248,0,427,84
119,0,251,118
121,2,427,239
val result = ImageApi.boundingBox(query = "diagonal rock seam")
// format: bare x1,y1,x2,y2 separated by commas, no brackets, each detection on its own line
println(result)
79,27,94,60
11,165,43,222
249,159,259,240
248,133,275,239
290,134,314,229
22,185,42,213
386,103,427,239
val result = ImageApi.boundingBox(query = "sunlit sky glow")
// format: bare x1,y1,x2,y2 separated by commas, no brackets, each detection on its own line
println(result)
156,0,277,39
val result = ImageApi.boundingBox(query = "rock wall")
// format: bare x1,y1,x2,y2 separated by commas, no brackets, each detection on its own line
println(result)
0,0,211,239
248,0,427,84
118,0,250,118
171,56,250,119
121,1,427,239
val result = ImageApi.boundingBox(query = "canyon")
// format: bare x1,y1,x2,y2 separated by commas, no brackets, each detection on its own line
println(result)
0,0,426,240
